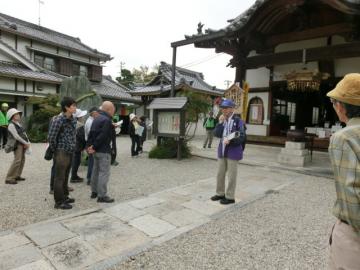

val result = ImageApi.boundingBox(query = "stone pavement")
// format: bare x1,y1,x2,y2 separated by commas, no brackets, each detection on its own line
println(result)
188,137,333,178
0,166,298,270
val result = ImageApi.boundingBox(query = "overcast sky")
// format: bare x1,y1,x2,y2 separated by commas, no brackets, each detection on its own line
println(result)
1,0,255,88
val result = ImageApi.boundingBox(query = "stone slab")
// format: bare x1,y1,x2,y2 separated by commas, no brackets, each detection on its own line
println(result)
0,244,42,270
129,214,176,237
181,199,223,216
104,203,146,222
0,232,30,252
143,201,185,218
24,222,76,248
285,141,306,149
129,197,165,209
12,260,55,270
150,191,191,205
62,212,127,242
281,148,309,156
88,226,150,257
278,153,311,167
42,237,106,270
162,208,208,227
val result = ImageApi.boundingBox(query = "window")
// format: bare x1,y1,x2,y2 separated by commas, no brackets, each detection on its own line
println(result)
312,107,319,125
287,102,296,123
72,64,80,76
273,99,296,123
248,97,264,124
79,65,88,77
44,57,56,71
34,55,56,71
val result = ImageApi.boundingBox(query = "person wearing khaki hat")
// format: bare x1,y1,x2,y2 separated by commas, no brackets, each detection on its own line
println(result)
326,73,360,270
4,108,30,184
0,102,9,149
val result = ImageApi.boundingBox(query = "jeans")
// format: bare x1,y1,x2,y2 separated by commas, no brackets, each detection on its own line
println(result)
131,136,140,156
87,154,94,181
53,150,72,204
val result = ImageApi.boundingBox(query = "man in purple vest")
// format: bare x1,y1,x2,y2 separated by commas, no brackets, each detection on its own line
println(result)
211,99,245,204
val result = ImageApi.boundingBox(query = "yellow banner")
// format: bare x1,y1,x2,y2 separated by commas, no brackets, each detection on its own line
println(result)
242,81,249,121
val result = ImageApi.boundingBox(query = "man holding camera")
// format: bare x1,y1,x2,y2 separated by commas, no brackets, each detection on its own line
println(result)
211,99,245,205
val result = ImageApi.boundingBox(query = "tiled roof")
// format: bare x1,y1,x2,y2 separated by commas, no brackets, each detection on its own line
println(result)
92,76,141,103
132,62,223,96
147,97,187,110
0,61,63,83
0,13,111,60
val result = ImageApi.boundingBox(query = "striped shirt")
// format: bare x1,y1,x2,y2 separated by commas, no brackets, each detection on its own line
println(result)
48,113,76,154
328,117,360,234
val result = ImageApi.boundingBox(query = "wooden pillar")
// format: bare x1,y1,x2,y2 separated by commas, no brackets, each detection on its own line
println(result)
171,46,177,97
235,65,246,88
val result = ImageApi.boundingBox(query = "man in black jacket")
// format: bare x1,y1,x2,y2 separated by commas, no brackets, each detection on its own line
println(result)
87,101,115,203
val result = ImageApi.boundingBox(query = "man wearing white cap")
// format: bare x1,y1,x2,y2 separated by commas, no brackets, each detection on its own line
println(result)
326,73,360,269
0,102,9,149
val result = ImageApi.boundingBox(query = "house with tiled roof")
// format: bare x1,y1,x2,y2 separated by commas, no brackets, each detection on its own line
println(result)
0,12,140,117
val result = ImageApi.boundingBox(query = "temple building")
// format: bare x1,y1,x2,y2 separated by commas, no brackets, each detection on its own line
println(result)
172,0,360,146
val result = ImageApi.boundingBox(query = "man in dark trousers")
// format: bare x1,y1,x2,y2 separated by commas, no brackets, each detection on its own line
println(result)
203,111,216,148
87,101,115,203
48,97,77,210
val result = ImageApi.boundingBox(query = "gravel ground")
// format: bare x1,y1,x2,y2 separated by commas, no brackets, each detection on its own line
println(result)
0,137,219,230
112,175,336,270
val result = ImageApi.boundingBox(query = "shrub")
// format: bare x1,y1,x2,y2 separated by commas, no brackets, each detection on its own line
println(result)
149,137,191,159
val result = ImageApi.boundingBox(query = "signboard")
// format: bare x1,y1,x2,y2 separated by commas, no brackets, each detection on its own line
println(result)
158,111,181,135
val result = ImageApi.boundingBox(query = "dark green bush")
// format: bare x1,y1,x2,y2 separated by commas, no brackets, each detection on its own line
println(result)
149,137,191,159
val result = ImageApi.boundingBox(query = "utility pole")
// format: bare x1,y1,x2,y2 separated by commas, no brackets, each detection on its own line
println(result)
224,80,232,88
38,0,44,26
119,61,125,73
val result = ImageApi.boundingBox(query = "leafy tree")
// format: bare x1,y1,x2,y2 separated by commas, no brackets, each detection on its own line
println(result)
132,65,157,84
116,68,134,88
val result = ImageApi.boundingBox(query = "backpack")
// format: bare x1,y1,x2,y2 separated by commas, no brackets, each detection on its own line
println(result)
234,117,247,149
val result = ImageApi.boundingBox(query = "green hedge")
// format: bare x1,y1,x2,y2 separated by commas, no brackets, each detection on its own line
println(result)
149,138,191,159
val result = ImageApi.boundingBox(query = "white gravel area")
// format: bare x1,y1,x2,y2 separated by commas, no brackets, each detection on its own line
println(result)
112,175,336,270
0,137,220,230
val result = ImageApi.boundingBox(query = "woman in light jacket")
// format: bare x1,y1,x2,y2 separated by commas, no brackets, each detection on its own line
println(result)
5,108,30,184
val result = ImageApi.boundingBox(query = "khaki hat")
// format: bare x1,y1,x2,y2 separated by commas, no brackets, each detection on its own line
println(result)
327,73,360,106
6,108,22,120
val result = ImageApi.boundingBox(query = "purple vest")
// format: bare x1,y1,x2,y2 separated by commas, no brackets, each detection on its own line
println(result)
216,118,244,161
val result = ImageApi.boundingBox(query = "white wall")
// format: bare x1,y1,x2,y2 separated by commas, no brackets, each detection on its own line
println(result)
17,37,31,59
35,82,57,95
1,32,15,48
275,38,327,53
335,57,360,77
246,67,270,88
0,77,15,90
246,124,268,136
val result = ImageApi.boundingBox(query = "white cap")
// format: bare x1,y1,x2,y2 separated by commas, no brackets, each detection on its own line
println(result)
6,108,21,120
129,113,136,121
73,108,87,119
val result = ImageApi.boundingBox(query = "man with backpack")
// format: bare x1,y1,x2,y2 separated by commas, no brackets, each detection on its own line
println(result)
203,111,216,148
211,99,246,205
48,97,77,210
0,102,9,149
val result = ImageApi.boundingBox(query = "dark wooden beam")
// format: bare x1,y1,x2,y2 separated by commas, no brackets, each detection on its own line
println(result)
266,23,355,47
245,41,360,69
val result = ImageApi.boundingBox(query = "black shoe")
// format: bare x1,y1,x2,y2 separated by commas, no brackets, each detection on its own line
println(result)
97,196,114,203
54,202,72,210
87,179,91,185
5,180,17,185
208,145,211,148
203,145,206,149
90,192,97,199
220,198,235,205
210,195,225,201
65,197,75,204
70,176,84,183
15,176,25,181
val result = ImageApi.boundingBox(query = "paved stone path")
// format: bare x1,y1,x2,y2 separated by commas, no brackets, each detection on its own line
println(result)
0,168,297,270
